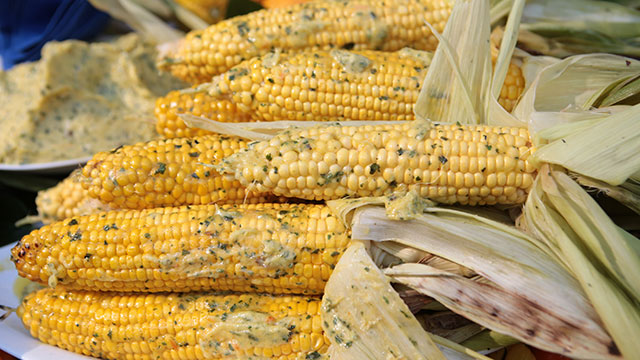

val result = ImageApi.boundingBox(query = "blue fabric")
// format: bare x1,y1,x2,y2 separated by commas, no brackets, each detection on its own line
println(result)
0,0,110,69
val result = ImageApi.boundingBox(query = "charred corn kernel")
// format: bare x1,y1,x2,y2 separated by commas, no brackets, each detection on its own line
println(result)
162,0,454,83
172,49,522,128
155,89,253,138
36,170,114,224
12,203,349,294
18,288,328,360
81,134,271,209
175,0,229,24
219,121,537,205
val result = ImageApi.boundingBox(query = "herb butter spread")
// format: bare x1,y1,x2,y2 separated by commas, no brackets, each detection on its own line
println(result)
0,34,186,164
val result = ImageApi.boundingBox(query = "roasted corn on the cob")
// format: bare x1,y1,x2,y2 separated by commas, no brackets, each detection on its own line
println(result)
175,0,229,24
81,134,272,209
36,171,114,224
162,0,454,83
155,88,253,138
12,203,349,294
219,121,537,205
18,287,328,359
156,49,524,137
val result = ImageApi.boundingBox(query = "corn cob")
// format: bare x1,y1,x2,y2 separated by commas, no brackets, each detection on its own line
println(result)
252,0,312,8
156,49,525,137
161,0,454,83
35,170,114,224
155,88,253,138
175,0,229,24
18,287,328,359
81,134,273,209
12,203,349,294
218,121,537,205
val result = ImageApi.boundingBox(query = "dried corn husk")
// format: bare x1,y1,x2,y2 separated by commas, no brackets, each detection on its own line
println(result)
322,241,490,360
337,197,618,359
523,166,640,359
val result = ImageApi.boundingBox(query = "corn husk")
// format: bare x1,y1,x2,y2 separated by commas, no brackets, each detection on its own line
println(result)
516,0,640,58
461,330,520,353
179,113,407,141
575,176,640,215
513,53,640,134
530,104,640,185
322,241,490,360
329,192,618,359
414,0,528,127
594,74,640,107
88,0,184,43
321,241,447,360
413,0,491,125
522,165,640,359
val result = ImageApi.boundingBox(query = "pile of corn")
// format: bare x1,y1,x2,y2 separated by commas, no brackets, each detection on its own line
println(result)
9,0,617,359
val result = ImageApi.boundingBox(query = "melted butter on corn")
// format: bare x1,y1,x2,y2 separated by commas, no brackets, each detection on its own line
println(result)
13,203,349,294
220,121,537,205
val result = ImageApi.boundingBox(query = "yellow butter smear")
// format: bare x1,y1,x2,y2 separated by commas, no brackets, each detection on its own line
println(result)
200,311,296,359
0,34,186,164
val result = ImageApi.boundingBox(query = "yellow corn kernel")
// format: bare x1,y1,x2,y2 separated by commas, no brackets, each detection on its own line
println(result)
36,170,114,224
166,49,524,131
162,0,454,83
155,88,254,138
80,134,272,209
18,287,329,359
12,203,350,294
219,121,537,206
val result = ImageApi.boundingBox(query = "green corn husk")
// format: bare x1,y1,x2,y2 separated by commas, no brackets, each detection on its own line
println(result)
461,330,520,353
490,0,640,58
522,166,640,359
594,74,640,107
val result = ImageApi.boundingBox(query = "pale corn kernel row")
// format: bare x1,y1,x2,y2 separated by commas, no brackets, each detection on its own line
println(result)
36,170,114,224
18,288,328,359
155,89,253,138
12,203,349,295
219,121,537,205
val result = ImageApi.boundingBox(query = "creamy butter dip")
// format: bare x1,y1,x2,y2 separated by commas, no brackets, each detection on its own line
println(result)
0,34,187,164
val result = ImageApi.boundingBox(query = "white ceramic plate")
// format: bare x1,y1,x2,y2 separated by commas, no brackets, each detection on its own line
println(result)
0,157,91,175
0,243,93,359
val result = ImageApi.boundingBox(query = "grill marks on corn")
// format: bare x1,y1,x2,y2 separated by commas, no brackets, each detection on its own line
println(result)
223,122,537,205
166,0,452,83
81,134,272,209
19,288,328,359
12,203,349,294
